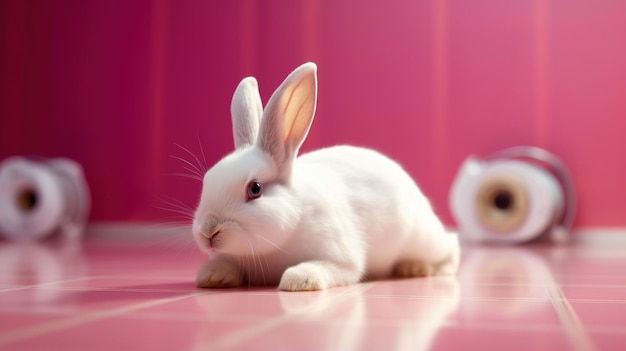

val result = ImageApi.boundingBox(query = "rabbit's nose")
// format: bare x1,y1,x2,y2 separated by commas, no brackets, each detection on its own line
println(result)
201,227,221,240
199,215,223,238
200,220,224,249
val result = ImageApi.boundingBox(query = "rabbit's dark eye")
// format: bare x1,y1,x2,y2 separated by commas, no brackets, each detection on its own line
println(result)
246,180,262,201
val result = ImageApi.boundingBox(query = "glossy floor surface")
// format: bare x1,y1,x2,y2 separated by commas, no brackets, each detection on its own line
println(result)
0,227,625,350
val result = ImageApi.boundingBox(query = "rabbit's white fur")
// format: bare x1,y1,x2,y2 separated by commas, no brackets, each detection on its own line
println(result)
193,62,460,291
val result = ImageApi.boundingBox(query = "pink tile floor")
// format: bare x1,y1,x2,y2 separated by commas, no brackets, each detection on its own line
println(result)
0,227,625,350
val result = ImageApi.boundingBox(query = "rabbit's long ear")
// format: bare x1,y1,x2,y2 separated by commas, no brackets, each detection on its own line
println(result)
258,63,317,169
231,77,263,149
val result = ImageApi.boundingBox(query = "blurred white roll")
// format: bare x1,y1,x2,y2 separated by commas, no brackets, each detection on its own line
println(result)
449,147,575,244
0,157,90,241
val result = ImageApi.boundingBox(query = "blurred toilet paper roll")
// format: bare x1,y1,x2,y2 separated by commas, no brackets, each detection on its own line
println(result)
449,147,576,244
0,157,90,241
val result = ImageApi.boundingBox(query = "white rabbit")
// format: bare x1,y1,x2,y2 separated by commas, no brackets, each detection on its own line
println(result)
192,62,460,291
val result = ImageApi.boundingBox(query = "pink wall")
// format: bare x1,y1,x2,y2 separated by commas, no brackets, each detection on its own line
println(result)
1,0,625,227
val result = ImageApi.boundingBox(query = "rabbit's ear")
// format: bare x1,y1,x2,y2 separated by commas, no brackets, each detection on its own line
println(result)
231,77,263,149
258,62,317,168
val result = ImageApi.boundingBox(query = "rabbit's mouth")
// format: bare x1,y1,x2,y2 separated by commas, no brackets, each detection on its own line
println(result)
208,230,222,249
196,228,223,251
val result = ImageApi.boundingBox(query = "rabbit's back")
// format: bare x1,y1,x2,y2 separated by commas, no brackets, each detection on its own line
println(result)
295,145,446,278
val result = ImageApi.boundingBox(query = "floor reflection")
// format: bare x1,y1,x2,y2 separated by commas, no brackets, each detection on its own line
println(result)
0,239,85,302
191,276,460,351
3,225,626,350
457,245,560,320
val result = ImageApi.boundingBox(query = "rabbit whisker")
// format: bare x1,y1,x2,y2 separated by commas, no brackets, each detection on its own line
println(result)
245,238,257,284
155,207,194,220
261,255,271,288
167,173,204,182
181,165,204,178
169,154,205,178
196,132,209,172
157,216,194,226
244,235,267,287
236,256,247,287
161,196,195,211
156,197,195,217
158,199,194,214
256,234,290,255
175,142,208,174
135,222,201,260
243,255,251,288
155,203,193,215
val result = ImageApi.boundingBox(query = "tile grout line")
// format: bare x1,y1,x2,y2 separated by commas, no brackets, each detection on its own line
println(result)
0,291,205,347
0,276,102,294
545,279,599,351
0,274,197,294
195,283,377,351
0,273,171,294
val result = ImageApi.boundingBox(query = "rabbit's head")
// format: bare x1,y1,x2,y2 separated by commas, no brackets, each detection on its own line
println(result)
192,63,317,257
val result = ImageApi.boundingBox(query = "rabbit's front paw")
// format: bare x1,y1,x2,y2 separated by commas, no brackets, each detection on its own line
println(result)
279,263,328,291
393,260,435,277
393,252,460,278
196,259,241,288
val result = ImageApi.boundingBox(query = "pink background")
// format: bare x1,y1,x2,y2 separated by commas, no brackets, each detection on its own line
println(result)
1,0,625,227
